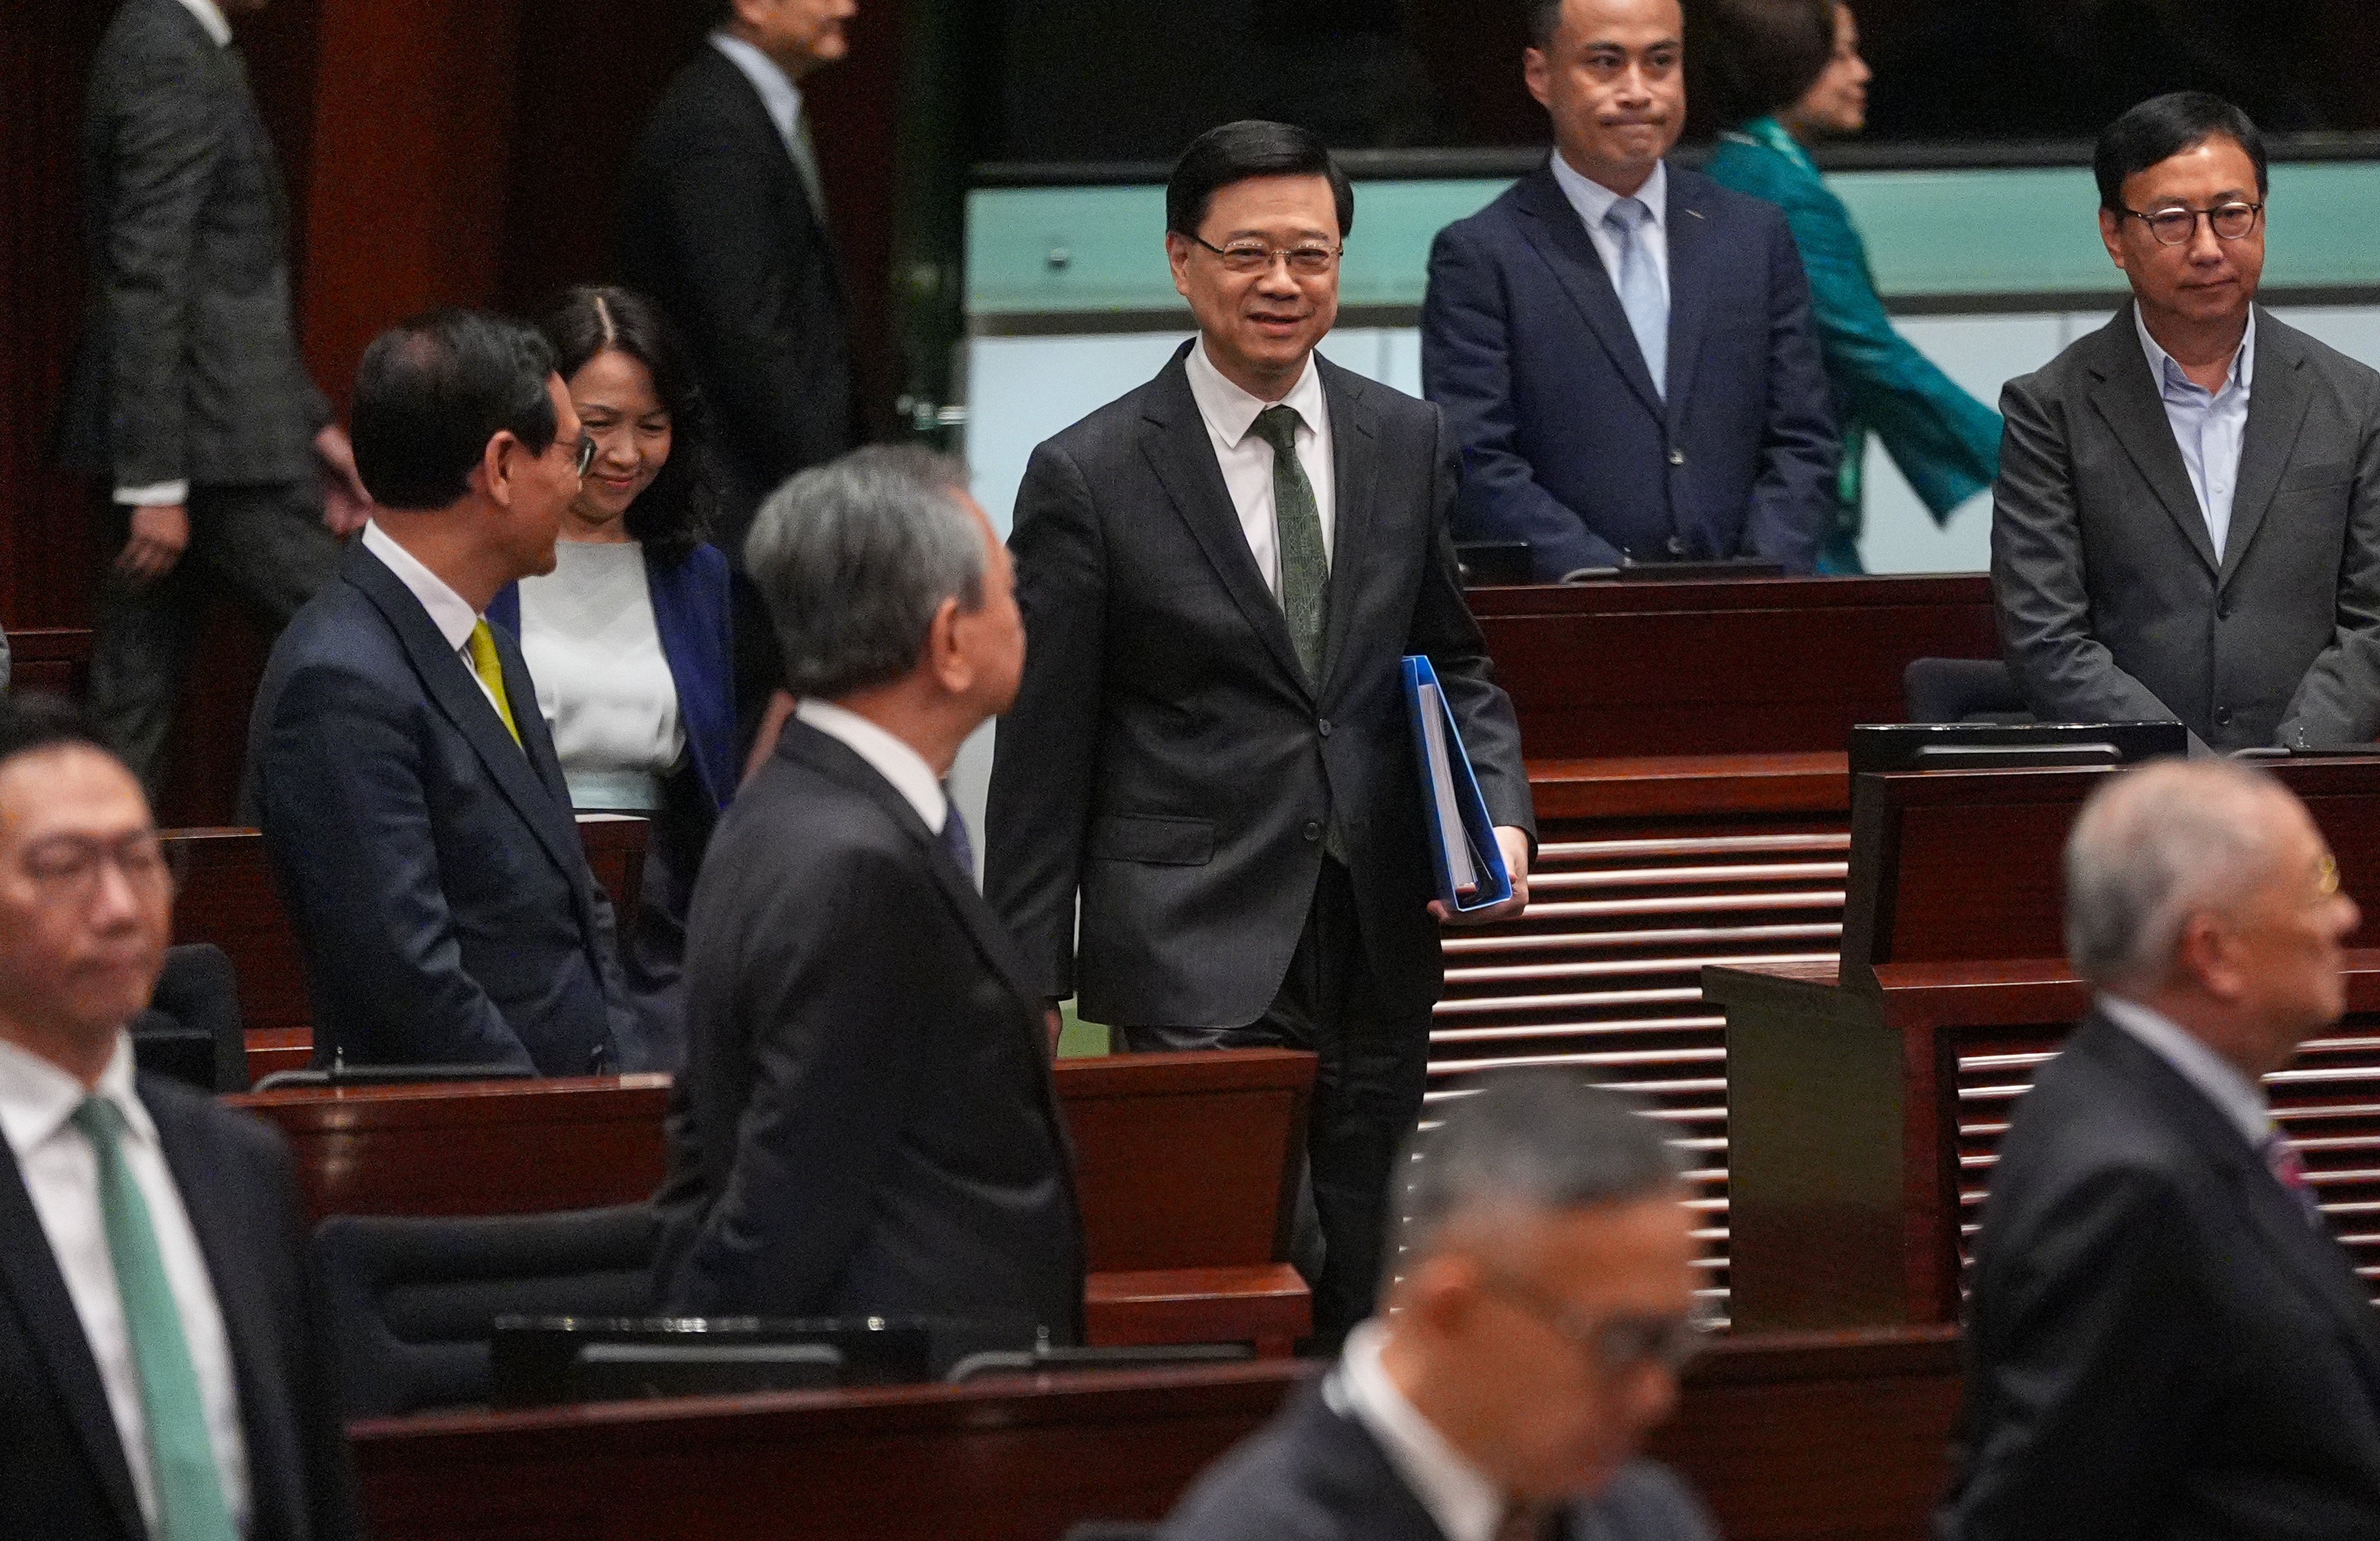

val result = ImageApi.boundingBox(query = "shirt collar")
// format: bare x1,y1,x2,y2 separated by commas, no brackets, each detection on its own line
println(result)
1550,151,1667,235
792,698,948,835
2098,993,2274,1149
1327,1321,1506,1541
174,0,233,48
0,1033,152,1164
361,519,483,654
1184,338,1328,451
709,29,804,147
2134,302,2256,401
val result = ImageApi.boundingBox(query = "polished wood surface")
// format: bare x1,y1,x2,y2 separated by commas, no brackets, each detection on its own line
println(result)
1084,1265,1310,1359
1476,575,1997,760
1718,756,2380,1329
1,626,93,698
348,1327,1962,1541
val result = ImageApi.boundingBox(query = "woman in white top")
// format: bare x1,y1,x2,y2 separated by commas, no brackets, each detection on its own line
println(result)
489,286,737,1073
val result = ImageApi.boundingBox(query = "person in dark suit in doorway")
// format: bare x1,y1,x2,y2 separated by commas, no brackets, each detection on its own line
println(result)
1940,759,2380,1538
1420,0,1836,580
248,311,635,1075
652,447,1082,1339
1162,1071,1718,1541
619,0,861,553
0,693,357,1541
1993,93,2380,753
52,0,374,806
985,121,1535,1351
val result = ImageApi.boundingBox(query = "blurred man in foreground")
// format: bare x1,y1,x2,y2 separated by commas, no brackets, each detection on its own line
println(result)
1941,760,2380,1537
1163,1071,1716,1541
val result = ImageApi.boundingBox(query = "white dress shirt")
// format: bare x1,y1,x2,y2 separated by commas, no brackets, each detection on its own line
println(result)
0,1035,251,1536
1183,339,1336,596
2135,303,2255,560
2099,993,2274,1150
709,29,806,164
517,541,684,811
360,519,515,728
1326,1320,1505,1541
115,0,236,510
794,698,948,835
1549,153,1672,308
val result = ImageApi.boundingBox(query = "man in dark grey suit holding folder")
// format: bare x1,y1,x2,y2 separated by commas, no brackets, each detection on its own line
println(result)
985,121,1535,1350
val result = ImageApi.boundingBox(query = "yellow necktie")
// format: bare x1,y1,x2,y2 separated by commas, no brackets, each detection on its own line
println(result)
466,619,522,747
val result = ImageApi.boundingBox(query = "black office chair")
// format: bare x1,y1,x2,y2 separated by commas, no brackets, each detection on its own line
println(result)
1902,657,2034,725
130,943,249,1092
312,1205,659,1417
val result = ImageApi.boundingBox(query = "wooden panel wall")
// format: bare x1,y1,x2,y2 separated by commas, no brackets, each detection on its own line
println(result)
1,0,903,823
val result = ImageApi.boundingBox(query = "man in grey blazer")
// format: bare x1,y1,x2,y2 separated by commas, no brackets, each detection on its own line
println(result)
1995,92,2380,753
985,121,1535,1349
52,0,370,802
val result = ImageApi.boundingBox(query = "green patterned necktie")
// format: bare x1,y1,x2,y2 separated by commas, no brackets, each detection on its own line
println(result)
72,1097,238,1541
1252,404,1330,686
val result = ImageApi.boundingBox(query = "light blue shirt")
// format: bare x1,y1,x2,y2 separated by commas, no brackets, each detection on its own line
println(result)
1547,153,1670,306
2135,304,2255,560
2098,993,2273,1151
708,30,805,164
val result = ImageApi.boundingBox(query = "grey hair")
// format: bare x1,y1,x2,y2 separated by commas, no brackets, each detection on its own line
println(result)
1400,1071,1685,1261
744,446,984,700
2063,758,2292,992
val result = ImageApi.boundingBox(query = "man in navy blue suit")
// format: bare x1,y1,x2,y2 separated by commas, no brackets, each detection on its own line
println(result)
248,311,636,1075
1422,0,1837,580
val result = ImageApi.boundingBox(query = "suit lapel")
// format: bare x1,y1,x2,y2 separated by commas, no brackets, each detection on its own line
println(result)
1316,357,1377,699
2085,312,2221,576
1511,165,1664,420
1660,173,1712,427
2219,314,2315,592
343,545,590,896
1138,349,1314,696
143,1081,301,1539
0,1143,147,1540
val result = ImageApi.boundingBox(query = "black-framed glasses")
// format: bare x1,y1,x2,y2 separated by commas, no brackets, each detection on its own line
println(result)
569,434,598,476
1186,233,1342,276
1474,1265,1716,1374
2120,201,2263,246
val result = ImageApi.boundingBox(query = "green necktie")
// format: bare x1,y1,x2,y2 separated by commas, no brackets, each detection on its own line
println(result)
1252,404,1330,687
72,1097,238,1541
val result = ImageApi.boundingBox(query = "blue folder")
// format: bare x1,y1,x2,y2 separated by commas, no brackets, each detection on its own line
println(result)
1402,655,1512,913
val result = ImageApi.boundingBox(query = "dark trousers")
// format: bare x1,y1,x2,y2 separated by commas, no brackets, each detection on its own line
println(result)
603,764,716,1076
1115,859,1432,1352
88,480,339,801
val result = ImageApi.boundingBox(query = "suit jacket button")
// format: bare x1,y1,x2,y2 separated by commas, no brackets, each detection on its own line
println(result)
2218,599,2234,620
1302,821,1322,843
1317,718,1333,738
2215,707,2234,727
1665,534,1686,557
1667,448,1686,466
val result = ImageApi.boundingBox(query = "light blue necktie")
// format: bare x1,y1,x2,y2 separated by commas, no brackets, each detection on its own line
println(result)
72,1097,238,1541
1604,196,1667,397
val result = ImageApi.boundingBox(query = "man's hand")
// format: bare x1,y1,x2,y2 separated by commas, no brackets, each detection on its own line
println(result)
1046,1005,1064,1057
315,423,373,536
1429,825,1532,926
115,503,190,583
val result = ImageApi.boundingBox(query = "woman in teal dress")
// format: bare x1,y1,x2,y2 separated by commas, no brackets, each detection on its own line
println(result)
1695,0,2003,572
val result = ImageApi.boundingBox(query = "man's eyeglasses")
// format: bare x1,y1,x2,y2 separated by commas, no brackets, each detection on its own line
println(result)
1474,1265,1716,1374
2119,201,2263,246
1186,234,1342,276
18,831,183,903
559,434,597,476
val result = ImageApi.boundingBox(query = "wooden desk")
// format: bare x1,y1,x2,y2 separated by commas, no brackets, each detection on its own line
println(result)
1711,758,2380,1329
350,1327,1962,1541
3,626,93,697
229,1050,1318,1355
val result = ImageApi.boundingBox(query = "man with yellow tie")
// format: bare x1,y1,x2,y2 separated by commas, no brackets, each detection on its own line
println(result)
248,310,638,1074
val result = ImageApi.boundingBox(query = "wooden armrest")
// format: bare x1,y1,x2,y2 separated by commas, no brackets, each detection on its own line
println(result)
1085,1264,1311,1359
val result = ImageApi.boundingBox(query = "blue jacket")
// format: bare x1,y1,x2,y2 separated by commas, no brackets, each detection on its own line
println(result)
1421,159,1838,580
489,541,738,814
1703,119,2002,572
248,541,632,1075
